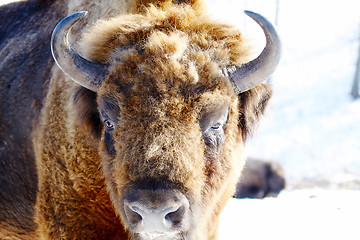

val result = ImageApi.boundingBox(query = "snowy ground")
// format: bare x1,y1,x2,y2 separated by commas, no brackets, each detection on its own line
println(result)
219,189,360,240
2,0,360,239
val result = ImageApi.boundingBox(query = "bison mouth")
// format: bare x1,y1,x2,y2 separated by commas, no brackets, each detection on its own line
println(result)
134,231,188,240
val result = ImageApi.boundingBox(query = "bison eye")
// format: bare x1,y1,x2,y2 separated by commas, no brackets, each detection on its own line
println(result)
210,123,221,130
104,119,114,130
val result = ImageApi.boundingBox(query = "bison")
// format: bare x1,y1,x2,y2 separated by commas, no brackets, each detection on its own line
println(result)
234,158,285,199
0,0,281,239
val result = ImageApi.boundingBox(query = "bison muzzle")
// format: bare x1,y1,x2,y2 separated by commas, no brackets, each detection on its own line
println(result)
124,188,191,238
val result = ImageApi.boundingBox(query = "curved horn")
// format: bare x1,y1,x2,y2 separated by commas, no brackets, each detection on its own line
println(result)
51,11,108,92
229,10,281,94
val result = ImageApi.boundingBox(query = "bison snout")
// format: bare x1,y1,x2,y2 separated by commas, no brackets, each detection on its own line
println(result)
123,189,190,237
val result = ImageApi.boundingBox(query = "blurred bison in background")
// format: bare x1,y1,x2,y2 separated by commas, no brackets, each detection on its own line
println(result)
234,158,285,199
0,0,281,239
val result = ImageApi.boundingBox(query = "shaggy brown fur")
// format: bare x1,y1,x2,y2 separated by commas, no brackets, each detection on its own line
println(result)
1,0,272,239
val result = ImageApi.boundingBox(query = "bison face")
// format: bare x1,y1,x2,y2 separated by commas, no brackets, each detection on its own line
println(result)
51,7,280,240
95,80,240,239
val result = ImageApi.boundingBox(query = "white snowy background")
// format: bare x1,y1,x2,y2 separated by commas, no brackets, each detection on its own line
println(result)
2,0,360,239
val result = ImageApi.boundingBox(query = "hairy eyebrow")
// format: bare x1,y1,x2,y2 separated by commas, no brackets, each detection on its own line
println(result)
99,96,120,121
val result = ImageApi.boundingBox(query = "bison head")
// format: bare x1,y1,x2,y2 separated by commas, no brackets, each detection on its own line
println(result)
51,6,280,240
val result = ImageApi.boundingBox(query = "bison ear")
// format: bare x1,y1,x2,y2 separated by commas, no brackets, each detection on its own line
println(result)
72,87,103,140
238,83,272,140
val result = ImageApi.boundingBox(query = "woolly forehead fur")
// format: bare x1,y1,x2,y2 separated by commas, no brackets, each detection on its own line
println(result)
79,3,252,88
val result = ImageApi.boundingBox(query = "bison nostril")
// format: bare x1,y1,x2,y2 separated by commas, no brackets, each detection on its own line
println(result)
165,205,185,226
124,204,143,226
